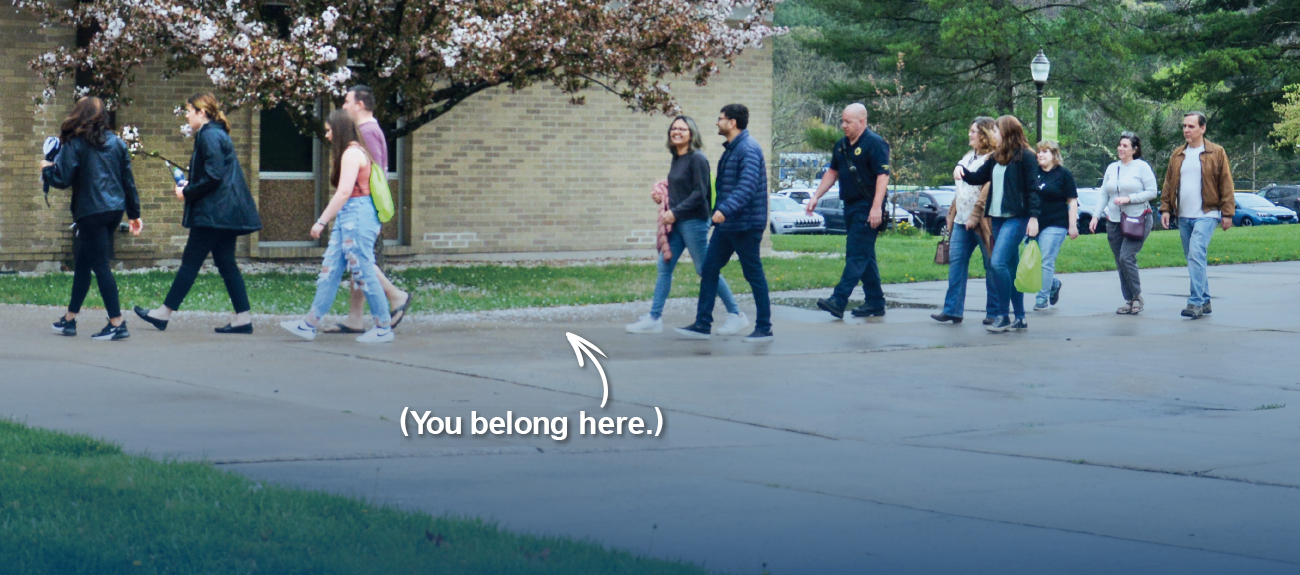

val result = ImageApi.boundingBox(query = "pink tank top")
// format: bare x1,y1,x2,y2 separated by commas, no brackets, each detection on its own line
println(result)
348,143,371,198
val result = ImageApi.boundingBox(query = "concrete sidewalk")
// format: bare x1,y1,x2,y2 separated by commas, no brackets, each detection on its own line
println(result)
4,262,1299,574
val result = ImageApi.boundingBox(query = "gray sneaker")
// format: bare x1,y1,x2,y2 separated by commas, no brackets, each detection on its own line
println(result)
1202,300,1212,315
1033,297,1049,311
1180,304,1204,319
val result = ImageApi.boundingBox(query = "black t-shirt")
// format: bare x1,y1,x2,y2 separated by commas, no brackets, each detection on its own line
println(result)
1036,165,1078,229
830,130,890,205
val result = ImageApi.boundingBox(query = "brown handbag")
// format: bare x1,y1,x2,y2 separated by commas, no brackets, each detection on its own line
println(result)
1120,209,1150,240
935,231,951,264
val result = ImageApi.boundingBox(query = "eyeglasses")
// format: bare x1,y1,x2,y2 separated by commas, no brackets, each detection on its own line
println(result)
1120,131,1136,138
669,127,691,133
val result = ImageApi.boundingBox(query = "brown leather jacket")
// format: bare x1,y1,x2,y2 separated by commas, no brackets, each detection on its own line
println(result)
946,182,993,250
1160,140,1235,217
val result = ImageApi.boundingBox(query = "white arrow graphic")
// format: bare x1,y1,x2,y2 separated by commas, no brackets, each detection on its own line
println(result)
566,332,610,408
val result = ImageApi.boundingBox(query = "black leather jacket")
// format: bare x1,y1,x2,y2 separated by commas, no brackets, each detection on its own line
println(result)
182,122,263,233
42,133,141,221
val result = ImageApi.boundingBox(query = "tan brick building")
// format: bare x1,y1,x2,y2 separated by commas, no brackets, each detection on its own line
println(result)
0,10,773,271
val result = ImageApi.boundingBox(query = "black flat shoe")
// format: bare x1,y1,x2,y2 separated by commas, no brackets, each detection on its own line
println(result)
133,305,168,331
930,313,963,324
215,323,253,334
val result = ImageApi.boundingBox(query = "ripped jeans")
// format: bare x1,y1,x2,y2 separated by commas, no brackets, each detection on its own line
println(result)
309,196,391,326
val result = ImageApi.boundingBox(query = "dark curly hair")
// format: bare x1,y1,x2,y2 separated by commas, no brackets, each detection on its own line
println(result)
59,97,110,148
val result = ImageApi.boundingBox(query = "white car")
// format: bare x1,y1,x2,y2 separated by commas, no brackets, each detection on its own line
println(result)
768,195,825,234
774,188,815,206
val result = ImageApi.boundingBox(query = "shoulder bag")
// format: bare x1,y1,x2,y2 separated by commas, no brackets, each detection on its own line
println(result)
934,226,951,264
1120,209,1149,240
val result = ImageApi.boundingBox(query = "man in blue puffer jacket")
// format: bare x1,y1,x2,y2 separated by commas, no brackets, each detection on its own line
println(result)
675,104,773,342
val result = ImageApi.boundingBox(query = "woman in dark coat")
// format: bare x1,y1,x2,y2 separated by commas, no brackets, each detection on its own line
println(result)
134,93,262,334
41,96,143,341
955,115,1042,333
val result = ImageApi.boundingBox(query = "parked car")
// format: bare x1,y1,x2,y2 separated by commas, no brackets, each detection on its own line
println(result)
1258,184,1300,215
810,191,908,234
1076,188,1105,234
1233,192,1297,227
774,188,815,206
892,189,954,235
769,195,825,234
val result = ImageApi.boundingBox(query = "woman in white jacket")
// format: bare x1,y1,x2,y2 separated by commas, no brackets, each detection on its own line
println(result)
1090,132,1157,314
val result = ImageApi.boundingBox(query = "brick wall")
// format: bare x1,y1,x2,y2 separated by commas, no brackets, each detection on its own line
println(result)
0,8,75,271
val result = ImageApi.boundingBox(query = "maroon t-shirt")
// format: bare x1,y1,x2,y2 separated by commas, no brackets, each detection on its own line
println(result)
357,118,388,173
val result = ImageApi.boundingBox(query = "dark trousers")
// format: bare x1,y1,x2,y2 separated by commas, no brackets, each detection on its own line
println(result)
69,210,123,318
164,227,251,313
696,228,771,331
831,203,885,309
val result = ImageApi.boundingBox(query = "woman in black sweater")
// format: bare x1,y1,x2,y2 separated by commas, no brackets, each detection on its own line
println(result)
41,97,143,341
134,93,262,334
955,115,1041,333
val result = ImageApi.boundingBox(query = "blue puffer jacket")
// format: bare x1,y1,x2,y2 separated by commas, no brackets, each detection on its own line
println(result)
713,130,768,232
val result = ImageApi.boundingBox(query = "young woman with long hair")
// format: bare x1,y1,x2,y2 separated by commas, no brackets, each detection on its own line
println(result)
280,109,393,343
954,115,1041,333
41,96,143,341
625,116,747,335
134,93,263,334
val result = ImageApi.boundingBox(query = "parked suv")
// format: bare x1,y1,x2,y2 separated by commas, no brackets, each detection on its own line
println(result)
1258,184,1300,216
893,189,954,235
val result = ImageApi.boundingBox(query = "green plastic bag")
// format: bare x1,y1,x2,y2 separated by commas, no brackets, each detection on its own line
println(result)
1015,239,1043,293
369,162,395,223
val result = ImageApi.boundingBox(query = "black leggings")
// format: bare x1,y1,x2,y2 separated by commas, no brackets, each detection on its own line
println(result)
69,211,124,318
164,227,251,313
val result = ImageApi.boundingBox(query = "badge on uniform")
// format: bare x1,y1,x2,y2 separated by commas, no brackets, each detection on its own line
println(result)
854,147,862,156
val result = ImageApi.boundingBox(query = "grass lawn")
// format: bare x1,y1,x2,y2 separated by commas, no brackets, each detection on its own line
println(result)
0,419,706,574
2,225,1298,315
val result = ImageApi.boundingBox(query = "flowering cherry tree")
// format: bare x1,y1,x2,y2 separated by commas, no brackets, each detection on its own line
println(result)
17,0,783,138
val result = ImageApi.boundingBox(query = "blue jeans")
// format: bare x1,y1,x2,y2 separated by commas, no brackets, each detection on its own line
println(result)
1035,226,1069,302
650,218,739,319
988,217,1028,320
831,202,886,309
310,197,391,325
696,228,770,331
942,224,996,318
1179,216,1217,306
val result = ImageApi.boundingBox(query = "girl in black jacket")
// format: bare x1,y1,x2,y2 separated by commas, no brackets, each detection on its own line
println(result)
135,93,263,334
41,97,143,341
955,115,1042,333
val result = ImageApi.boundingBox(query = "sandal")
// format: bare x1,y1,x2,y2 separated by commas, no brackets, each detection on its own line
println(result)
1116,301,1133,315
321,323,366,334
389,294,411,328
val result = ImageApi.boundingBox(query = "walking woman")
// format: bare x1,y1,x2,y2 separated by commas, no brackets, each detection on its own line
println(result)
134,93,262,333
1092,131,1157,314
626,116,748,335
954,115,1041,333
280,110,393,343
1031,140,1079,311
42,97,143,341
932,116,997,325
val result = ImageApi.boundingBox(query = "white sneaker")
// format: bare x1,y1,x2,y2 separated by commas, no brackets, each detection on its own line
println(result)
356,327,394,343
280,319,317,341
716,312,750,336
625,314,663,334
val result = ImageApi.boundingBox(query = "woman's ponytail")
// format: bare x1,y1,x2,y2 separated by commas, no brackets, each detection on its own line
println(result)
187,92,230,132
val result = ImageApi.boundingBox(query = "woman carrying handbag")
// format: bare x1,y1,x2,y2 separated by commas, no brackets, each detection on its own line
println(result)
932,117,997,325
1091,132,1157,314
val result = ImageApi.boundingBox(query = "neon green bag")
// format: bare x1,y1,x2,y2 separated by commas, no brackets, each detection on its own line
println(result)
1015,239,1043,293
369,163,395,223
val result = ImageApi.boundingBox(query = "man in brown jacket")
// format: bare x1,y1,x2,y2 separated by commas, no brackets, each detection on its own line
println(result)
1160,112,1234,319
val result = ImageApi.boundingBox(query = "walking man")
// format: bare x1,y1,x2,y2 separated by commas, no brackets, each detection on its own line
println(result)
675,104,774,342
1160,111,1234,319
323,85,412,334
805,103,891,319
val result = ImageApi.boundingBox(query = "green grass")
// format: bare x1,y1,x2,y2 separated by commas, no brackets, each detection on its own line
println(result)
0,419,707,574
3,225,1300,315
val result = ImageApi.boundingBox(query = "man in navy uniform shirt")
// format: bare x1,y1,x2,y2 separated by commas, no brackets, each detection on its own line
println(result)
805,103,892,318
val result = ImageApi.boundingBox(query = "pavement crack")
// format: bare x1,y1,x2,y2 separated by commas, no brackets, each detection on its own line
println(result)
729,478,1300,567
300,348,841,440
905,444,1300,491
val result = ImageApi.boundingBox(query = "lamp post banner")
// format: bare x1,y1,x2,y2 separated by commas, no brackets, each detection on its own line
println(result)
1042,97,1060,142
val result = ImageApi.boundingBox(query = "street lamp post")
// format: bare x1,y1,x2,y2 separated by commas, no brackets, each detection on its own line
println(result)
1030,49,1051,143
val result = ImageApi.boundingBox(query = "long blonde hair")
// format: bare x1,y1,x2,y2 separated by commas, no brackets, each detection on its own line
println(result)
971,116,996,155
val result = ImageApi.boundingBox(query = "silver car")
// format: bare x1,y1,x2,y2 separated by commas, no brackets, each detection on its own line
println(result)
769,195,825,234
